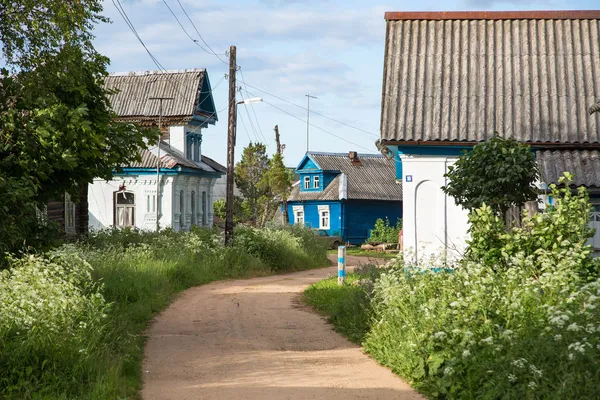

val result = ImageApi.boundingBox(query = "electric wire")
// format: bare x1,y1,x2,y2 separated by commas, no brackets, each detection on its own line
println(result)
160,0,212,55
245,90,374,153
238,68,268,144
237,110,253,143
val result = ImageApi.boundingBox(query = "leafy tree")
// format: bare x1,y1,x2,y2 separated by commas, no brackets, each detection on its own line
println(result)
234,143,269,225
0,0,154,260
213,196,248,223
261,153,293,225
442,135,539,220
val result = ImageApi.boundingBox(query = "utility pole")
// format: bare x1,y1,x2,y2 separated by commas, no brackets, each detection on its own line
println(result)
225,45,237,246
305,94,317,152
149,96,173,232
274,125,289,224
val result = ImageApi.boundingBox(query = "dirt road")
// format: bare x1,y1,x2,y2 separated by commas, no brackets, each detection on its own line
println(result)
142,255,421,400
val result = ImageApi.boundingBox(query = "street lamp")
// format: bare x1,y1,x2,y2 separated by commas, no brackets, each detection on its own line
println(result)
225,96,263,245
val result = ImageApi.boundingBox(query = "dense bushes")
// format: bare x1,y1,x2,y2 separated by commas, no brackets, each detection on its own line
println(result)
305,174,600,398
0,225,328,399
368,217,402,244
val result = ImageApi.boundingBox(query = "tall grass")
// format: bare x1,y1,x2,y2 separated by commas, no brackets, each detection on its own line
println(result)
0,225,328,399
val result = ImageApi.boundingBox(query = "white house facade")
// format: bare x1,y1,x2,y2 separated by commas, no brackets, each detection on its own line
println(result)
378,11,600,262
88,69,225,231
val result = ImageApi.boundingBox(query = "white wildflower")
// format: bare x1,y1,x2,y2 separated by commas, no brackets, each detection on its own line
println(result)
480,336,494,345
462,349,471,358
433,331,447,340
512,358,527,368
528,381,537,389
554,334,562,341
508,374,517,383
567,323,581,332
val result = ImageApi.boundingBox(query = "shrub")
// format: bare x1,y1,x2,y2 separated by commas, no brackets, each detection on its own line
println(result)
368,217,402,244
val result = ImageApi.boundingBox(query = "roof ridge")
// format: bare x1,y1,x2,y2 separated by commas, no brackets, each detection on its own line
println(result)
308,151,384,158
109,68,206,77
385,10,600,21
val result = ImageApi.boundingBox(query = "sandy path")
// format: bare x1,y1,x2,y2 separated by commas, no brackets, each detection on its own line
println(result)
141,255,422,400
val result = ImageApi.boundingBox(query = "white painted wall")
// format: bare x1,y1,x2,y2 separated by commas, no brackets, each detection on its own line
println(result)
400,155,470,264
89,174,216,232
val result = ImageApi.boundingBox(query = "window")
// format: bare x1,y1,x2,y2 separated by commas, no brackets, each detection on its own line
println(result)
186,135,193,160
202,191,207,226
146,194,156,213
191,191,196,225
304,176,310,189
295,211,304,225
320,210,330,230
194,136,200,162
65,193,76,234
114,191,135,227
313,176,320,189
180,190,185,228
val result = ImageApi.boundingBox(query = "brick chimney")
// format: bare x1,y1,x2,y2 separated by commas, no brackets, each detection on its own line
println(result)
349,151,362,166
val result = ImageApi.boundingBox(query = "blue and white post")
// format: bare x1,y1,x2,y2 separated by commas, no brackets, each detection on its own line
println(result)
337,245,346,285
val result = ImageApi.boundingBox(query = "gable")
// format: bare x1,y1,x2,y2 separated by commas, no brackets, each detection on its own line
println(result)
193,73,218,124
296,154,321,172
380,11,600,145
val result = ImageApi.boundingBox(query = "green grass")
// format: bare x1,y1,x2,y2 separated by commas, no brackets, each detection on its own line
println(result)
327,248,399,259
303,274,372,344
1,226,329,399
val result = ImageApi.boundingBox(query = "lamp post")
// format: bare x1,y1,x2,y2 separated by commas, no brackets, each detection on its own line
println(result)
224,94,262,246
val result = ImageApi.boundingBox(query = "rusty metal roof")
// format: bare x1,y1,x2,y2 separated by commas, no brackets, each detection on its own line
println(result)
380,13,600,145
288,152,402,202
105,69,206,125
537,149,600,187
125,142,225,174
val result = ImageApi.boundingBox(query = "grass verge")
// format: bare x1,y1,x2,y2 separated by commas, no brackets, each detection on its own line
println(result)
327,248,398,259
1,225,329,399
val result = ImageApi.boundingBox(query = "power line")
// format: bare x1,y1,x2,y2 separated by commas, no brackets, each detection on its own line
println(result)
239,68,268,144
237,110,252,142
237,87,263,144
174,0,228,64
160,0,212,54
246,90,374,153
242,81,380,138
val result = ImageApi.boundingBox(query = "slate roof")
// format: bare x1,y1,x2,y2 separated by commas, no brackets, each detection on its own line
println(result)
125,142,225,174
380,11,600,145
537,149,600,188
288,152,402,201
105,69,212,125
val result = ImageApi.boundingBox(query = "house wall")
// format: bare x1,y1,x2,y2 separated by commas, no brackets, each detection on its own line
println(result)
345,200,403,244
46,187,89,235
89,174,216,231
287,200,342,235
399,154,470,263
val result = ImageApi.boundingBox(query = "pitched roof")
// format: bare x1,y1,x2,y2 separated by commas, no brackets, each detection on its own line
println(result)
537,149,600,187
380,11,600,145
105,69,212,125
288,152,402,201
125,142,225,174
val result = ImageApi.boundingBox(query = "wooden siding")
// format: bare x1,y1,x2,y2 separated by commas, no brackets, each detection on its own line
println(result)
46,187,89,235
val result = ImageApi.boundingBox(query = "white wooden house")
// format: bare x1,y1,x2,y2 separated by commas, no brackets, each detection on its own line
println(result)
89,69,225,231
378,10,600,261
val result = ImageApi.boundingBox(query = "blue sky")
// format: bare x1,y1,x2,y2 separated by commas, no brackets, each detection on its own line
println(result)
94,0,599,167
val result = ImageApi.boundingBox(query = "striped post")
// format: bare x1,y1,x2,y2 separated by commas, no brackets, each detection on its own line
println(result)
337,245,346,285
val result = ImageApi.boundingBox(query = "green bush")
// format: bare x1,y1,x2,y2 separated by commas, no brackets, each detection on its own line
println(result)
0,225,328,399
368,217,402,244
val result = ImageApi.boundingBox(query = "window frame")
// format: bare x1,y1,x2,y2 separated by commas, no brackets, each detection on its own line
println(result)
191,191,196,226
304,176,310,189
319,209,330,230
179,190,185,229
202,191,207,226
64,193,76,234
114,191,135,228
313,176,320,189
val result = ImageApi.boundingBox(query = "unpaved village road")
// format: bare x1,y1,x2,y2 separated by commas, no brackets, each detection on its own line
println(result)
142,255,422,400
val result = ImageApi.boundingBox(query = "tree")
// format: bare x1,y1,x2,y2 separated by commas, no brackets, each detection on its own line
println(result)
442,135,539,221
261,153,293,225
234,143,270,225
0,0,154,259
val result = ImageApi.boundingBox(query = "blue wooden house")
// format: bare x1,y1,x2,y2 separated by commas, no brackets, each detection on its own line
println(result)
287,151,402,244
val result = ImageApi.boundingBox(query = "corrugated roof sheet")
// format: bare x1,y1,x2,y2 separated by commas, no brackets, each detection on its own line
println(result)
380,14,600,144
537,149,600,187
288,152,402,201
105,69,205,123
124,142,225,173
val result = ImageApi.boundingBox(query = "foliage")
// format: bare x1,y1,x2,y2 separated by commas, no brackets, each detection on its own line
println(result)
261,153,294,225
212,196,248,223
0,0,154,260
467,173,595,276
368,217,402,244
306,178,600,399
0,226,328,398
234,143,270,225
442,135,539,217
